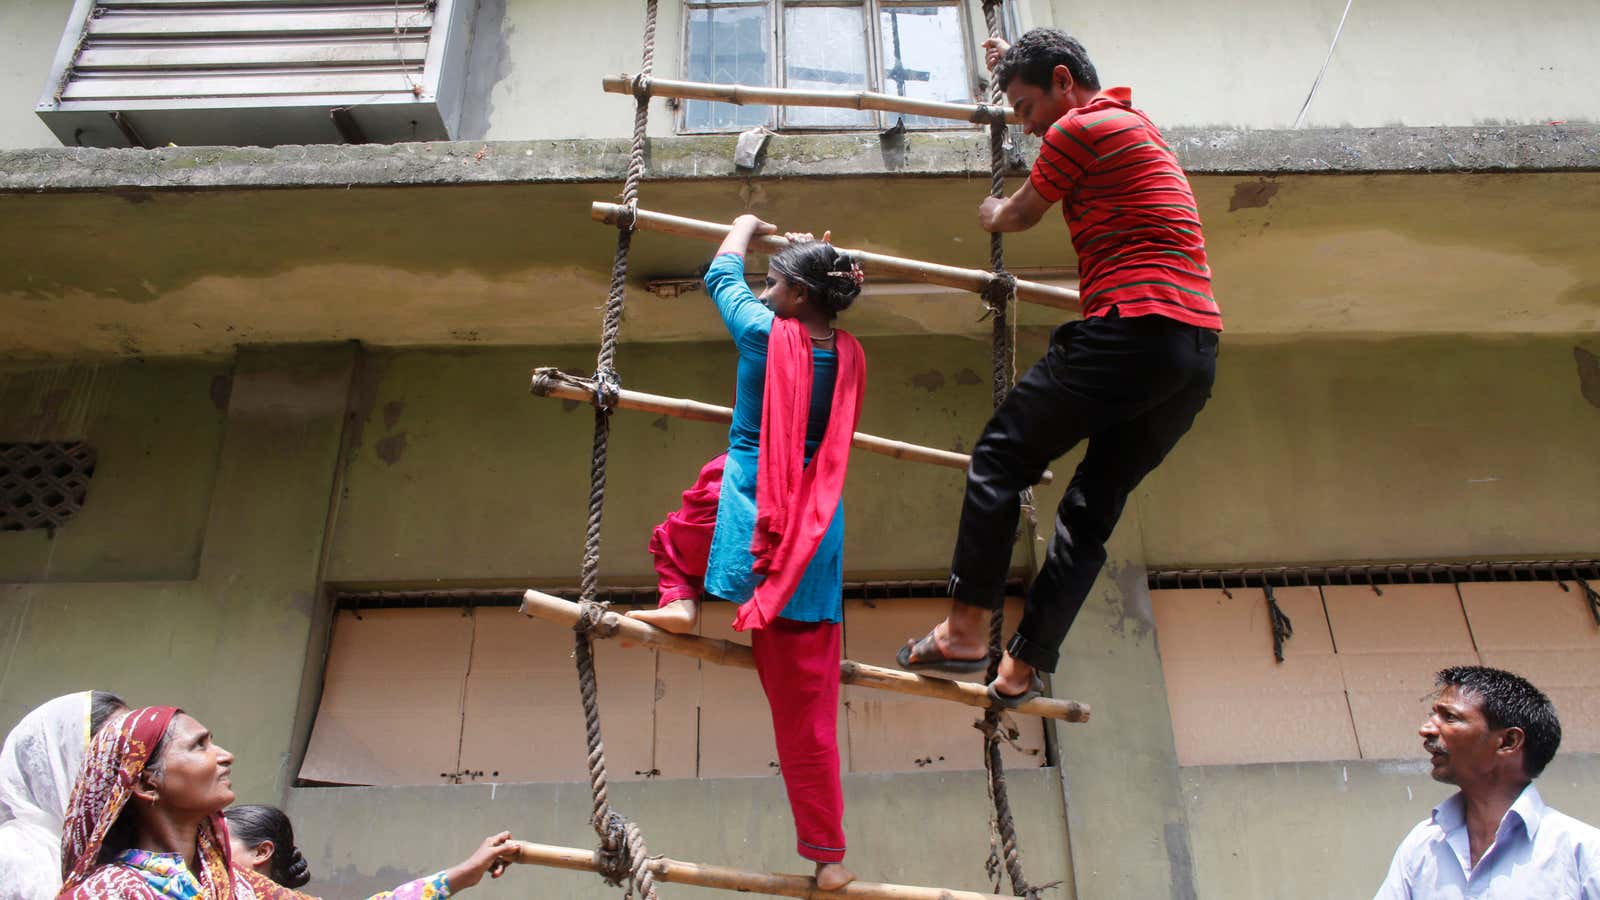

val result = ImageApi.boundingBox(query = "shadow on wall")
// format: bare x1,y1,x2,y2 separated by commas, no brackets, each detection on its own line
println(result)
457,0,514,142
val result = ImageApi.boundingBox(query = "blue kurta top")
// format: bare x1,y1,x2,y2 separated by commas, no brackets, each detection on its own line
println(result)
702,252,846,623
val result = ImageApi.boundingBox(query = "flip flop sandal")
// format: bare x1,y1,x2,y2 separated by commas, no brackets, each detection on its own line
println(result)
895,630,990,674
987,674,1046,710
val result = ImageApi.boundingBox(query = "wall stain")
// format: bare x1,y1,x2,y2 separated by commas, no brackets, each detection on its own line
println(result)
1229,178,1279,212
375,432,407,466
208,374,232,412
909,370,946,392
382,399,405,430
1164,821,1199,900
652,416,669,431
1575,345,1600,409
953,367,981,386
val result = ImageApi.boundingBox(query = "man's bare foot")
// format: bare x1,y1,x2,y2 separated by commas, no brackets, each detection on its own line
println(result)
898,603,989,669
625,598,700,635
989,652,1036,698
814,862,855,891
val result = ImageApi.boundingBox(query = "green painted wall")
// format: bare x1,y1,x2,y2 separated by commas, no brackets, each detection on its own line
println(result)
0,359,228,582
0,346,358,801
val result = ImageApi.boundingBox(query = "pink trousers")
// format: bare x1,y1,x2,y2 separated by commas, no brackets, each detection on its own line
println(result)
649,454,846,863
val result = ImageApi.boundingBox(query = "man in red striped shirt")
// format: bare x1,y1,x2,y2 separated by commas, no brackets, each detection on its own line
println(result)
898,29,1221,705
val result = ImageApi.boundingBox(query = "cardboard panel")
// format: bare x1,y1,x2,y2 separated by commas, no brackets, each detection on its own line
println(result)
1323,584,1480,760
459,607,658,783
1153,587,1356,765
650,613,703,780
842,597,1045,773
1459,582,1600,753
299,609,472,785
695,602,785,778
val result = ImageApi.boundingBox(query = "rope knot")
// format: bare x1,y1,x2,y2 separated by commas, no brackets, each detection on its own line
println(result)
981,271,1017,317
612,203,639,234
630,73,653,101
575,598,620,638
594,810,634,887
592,368,622,411
973,103,1004,126
529,366,561,397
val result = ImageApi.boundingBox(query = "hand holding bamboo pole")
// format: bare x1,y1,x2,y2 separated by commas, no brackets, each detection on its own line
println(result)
521,589,1091,723
513,840,1018,900
591,203,1081,312
529,367,1054,485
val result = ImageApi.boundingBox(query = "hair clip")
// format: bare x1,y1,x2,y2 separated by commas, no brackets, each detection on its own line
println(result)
826,261,865,286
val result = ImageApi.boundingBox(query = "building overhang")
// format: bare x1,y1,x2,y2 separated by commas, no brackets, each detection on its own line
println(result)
3,126,1598,359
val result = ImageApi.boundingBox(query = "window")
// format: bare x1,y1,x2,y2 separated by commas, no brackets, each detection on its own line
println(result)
298,595,1045,785
1150,578,1600,767
681,1,979,132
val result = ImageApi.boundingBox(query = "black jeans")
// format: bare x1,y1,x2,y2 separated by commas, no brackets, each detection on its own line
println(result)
949,310,1218,672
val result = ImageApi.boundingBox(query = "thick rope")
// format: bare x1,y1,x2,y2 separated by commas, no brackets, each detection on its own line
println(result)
572,3,660,899
978,5,1042,900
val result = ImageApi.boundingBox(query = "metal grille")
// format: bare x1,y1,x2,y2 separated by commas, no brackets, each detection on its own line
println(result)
0,442,98,532
334,577,1026,611
1147,559,1600,591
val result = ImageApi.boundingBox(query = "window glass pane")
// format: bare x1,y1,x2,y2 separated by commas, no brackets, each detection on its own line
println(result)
684,5,772,132
781,5,873,128
877,5,971,128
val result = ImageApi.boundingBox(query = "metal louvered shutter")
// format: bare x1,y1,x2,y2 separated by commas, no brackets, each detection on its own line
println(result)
34,0,474,148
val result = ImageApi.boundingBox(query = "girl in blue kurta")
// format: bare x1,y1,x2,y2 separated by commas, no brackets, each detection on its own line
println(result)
630,214,865,890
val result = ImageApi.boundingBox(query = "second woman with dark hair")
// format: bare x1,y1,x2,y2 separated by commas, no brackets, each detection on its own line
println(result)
223,805,310,889
629,214,866,889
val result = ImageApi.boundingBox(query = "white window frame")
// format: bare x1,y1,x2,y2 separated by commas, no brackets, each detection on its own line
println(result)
677,0,986,134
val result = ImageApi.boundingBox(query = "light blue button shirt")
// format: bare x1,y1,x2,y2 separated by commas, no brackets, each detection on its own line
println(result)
1375,783,1600,899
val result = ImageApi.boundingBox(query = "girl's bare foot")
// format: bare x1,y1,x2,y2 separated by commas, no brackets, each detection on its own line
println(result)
814,862,855,891
625,598,700,635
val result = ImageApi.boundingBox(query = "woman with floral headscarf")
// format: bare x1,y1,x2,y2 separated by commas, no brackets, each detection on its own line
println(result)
0,691,126,900
56,706,519,900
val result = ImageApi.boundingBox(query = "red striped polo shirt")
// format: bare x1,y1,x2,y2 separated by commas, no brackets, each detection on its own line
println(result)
1029,87,1222,331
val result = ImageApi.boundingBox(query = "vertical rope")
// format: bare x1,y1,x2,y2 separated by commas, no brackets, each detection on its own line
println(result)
573,2,660,898
978,4,1041,899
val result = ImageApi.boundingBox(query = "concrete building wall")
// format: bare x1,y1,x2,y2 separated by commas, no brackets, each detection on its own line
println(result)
4,0,1597,150
2,333,1597,897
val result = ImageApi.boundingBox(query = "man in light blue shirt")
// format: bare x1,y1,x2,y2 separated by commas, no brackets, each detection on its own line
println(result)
1376,665,1600,899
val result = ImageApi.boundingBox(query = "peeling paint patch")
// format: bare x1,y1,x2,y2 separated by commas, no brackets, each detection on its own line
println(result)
382,399,405,430
1575,345,1600,409
208,374,232,412
909,370,946,392
1103,559,1153,640
953,367,981,386
1228,178,1279,212
375,432,407,466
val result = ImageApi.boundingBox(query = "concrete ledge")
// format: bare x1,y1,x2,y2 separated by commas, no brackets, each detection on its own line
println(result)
1,125,1596,193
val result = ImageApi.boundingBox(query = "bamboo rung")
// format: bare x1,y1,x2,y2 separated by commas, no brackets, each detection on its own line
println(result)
529,368,1054,485
591,203,1081,313
603,73,1019,127
520,589,1091,723
514,840,1014,900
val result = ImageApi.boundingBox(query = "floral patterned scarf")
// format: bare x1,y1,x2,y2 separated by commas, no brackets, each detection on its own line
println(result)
58,707,235,900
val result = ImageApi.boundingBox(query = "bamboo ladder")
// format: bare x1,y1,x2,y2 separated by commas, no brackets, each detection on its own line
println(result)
516,4,1082,899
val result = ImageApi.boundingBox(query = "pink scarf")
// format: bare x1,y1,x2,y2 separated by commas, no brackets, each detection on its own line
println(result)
735,317,865,631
